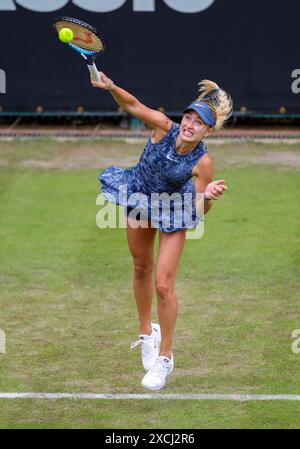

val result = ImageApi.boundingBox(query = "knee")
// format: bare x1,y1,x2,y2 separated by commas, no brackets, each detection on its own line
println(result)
134,262,153,281
155,282,173,302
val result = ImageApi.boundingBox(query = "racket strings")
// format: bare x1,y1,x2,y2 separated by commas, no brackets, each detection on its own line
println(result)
54,20,104,53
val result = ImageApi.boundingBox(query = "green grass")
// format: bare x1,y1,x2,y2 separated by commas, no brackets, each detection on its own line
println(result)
0,139,299,428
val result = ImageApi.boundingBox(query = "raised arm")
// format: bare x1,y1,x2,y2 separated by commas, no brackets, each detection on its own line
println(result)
91,72,172,133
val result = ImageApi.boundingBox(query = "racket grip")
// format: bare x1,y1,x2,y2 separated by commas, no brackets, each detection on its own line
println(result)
87,63,101,82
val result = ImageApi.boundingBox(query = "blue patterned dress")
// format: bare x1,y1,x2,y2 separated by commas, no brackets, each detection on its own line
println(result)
98,122,208,233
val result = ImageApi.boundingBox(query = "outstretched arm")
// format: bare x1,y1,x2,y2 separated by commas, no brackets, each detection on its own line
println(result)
91,72,172,132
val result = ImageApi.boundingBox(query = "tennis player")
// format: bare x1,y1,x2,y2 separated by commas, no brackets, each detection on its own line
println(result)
92,73,232,390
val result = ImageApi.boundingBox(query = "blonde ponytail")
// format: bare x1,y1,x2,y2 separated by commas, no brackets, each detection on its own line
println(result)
197,79,233,131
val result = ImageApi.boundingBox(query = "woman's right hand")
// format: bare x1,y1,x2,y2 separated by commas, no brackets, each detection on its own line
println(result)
91,71,114,91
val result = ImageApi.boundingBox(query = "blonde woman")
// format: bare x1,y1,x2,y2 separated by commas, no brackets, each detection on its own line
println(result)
92,73,232,390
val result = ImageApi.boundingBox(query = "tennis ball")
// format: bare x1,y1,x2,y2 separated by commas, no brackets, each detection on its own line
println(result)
58,27,74,43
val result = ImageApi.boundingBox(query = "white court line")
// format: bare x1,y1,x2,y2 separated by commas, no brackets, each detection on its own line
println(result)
0,393,300,401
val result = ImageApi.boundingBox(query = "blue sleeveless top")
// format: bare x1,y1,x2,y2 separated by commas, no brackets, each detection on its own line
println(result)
98,122,208,233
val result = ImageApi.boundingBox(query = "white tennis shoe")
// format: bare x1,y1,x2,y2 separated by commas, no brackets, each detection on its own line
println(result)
141,354,174,390
130,323,161,371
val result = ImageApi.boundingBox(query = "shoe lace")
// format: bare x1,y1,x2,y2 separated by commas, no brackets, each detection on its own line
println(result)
151,358,168,375
130,337,154,356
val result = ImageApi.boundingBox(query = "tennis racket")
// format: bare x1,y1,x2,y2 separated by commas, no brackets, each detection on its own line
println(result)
53,16,105,82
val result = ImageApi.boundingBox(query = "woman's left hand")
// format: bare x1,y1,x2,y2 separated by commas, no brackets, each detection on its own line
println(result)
204,180,228,200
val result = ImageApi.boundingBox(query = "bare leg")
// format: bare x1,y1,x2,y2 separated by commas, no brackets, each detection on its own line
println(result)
155,229,186,358
126,217,157,335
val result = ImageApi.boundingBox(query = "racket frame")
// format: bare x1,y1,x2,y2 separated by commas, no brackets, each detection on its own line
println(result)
53,16,105,82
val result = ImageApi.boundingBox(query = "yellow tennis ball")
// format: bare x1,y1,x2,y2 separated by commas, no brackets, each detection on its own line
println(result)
58,27,74,43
